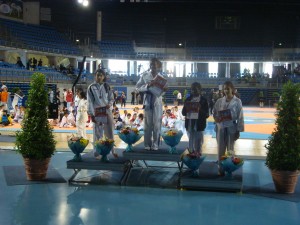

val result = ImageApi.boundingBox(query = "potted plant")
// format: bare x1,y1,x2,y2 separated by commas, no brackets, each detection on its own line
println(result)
173,90,179,106
15,72,56,181
265,81,300,193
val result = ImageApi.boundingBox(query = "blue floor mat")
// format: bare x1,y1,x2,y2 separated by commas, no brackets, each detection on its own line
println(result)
212,132,270,140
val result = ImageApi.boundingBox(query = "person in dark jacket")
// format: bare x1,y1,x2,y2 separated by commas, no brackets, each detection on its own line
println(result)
182,82,209,154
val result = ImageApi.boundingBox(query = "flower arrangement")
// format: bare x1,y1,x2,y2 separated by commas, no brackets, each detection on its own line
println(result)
161,128,183,154
95,137,115,162
67,135,89,162
118,127,142,152
182,149,206,177
219,151,244,177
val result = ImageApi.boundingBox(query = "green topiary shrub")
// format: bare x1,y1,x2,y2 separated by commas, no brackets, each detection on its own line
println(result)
15,72,56,160
265,81,300,171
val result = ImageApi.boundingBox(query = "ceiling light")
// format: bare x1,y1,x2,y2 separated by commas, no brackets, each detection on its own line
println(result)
78,0,83,3
82,0,89,7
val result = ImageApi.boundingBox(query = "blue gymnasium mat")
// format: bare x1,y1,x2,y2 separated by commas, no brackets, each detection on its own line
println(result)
211,132,270,140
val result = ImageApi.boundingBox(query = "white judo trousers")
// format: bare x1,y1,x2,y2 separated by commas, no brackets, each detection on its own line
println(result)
143,101,163,149
136,71,164,150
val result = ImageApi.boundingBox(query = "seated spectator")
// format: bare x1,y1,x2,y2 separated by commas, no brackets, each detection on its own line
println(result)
123,113,131,127
162,109,176,129
163,105,169,116
0,110,13,126
173,106,184,120
67,110,76,127
59,111,74,128
130,113,137,126
133,106,139,115
120,110,128,121
114,111,123,130
133,113,144,131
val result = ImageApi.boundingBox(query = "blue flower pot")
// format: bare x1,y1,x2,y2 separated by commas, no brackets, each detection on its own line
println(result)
95,143,114,162
161,130,183,154
182,155,206,177
118,132,142,152
220,157,244,177
68,140,89,162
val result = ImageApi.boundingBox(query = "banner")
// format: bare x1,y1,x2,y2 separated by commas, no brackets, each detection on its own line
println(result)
0,0,23,20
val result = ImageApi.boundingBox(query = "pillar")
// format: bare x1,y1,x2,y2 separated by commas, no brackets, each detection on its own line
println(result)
133,61,137,75
225,62,230,78
258,63,263,74
162,61,167,74
101,59,109,71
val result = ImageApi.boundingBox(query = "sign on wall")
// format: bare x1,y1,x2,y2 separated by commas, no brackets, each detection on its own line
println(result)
0,0,23,20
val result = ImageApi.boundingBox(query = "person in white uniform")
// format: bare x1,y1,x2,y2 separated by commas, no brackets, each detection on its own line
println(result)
135,58,168,150
87,69,114,156
213,81,244,176
76,89,88,139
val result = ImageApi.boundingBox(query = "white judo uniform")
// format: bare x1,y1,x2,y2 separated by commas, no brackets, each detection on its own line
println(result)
213,95,244,158
87,82,114,152
136,71,164,150
76,98,88,138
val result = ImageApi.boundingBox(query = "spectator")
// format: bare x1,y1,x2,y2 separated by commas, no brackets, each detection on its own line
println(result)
38,59,43,67
131,91,136,105
16,57,24,68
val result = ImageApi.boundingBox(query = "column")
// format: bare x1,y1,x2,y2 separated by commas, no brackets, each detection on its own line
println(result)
96,11,102,41
225,62,230,78
101,59,109,71
133,61,137,75
258,63,263,74
162,61,167,74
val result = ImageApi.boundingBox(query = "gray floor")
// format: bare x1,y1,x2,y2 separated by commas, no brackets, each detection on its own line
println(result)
1,149,299,225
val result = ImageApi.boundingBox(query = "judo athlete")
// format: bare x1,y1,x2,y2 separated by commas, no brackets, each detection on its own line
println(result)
87,69,115,156
135,58,168,150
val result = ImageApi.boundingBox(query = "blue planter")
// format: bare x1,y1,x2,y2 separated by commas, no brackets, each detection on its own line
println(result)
95,143,114,162
220,157,244,177
68,140,89,162
182,155,206,177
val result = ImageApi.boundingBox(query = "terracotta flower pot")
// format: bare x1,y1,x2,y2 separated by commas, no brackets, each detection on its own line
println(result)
23,158,51,181
271,170,299,194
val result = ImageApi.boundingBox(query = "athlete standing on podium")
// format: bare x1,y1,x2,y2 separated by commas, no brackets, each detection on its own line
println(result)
135,58,168,151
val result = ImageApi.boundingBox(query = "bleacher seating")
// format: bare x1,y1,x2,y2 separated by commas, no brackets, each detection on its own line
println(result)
0,61,75,83
98,40,136,58
0,18,81,56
